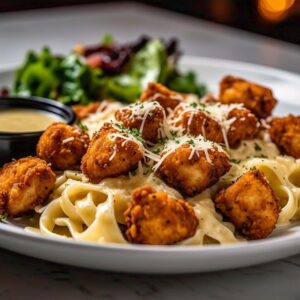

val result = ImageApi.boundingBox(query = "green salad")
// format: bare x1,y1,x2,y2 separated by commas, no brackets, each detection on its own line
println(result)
13,35,207,104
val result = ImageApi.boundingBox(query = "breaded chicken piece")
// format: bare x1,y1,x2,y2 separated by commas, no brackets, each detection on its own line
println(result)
214,170,280,240
0,157,56,217
201,94,219,104
170,104,258,147
81,123,144,183
115,101,165,143
170,105,224,143
157,144,231,196
124,185,198,245
219,76,277,118
72,102,101,120
140,82,185,111
268,115,300,158
37,122,90,170
227,108,259,147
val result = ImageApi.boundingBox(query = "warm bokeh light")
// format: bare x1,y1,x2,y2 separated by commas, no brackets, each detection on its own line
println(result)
258,0,295,22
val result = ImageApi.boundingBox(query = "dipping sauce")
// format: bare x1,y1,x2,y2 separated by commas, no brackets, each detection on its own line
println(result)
0,109,63,133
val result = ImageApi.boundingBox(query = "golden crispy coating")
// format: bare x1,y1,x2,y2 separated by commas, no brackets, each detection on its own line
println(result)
170,105,258,147
72,102,101,120
0,157,56,217
37,122,90,170
227,108,259,147
124,185,198,245
81,123,144,183
268,115,300,158
214,170,280,239
219,76,277,118
202,95,219,104
115,102,165,143
170,105,224,143
157,145,231,196
140,82,184,111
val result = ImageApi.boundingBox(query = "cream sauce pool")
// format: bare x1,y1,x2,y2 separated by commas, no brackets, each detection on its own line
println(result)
0,109,63,132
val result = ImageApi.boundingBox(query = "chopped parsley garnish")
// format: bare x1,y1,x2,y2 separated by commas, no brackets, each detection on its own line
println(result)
130,170,137,176
152,147,162,154
78,122,88,132
114,123,123,130
115,124,143,142
191,101,208,113
254,142,262,151
0,213,8,223
250,166,257,171
130,128,143,139
158,137,168,144
187,139,195,146
143,170,150,175
230,159,241,164
259,154,268,159
198,102,207,111
170,130,178,137
175,139,180,144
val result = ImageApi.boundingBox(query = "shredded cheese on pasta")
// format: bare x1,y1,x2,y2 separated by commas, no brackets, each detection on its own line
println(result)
22,95,300,246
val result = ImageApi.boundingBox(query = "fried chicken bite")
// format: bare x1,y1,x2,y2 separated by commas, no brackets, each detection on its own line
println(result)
227,108,259,147
268,115,300,158
72,102,101,120
124,185,198,245
170,104,224,144
115,101,165,143
219,76,277,118
140,82,185,112
0,157,56,217
37,122,90,170
81,123,144,183
170,103,258,147
157,144,231,196
214,170,280,240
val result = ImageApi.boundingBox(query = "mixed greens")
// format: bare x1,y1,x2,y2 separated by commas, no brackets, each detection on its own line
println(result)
13,35,207,104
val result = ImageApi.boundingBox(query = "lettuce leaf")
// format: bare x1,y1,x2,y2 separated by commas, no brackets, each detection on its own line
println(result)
13,37,207,104
58,54,102,104
14,47,60,98
166,71,207,97
98,39,168,102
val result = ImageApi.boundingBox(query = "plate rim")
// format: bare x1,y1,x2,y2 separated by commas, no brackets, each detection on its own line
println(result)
1,55,300,256
180,56,300,82
0,221,300,254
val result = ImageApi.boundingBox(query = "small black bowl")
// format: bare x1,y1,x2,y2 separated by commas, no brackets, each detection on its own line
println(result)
0,96,75,166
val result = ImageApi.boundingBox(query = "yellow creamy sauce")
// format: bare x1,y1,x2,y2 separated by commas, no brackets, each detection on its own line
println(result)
0,109,62,132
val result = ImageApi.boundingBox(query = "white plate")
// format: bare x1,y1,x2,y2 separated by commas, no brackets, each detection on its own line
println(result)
1,56,300,274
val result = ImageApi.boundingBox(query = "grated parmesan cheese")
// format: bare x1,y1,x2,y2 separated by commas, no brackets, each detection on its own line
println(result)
82,100,123,138
62,137,75,144
151,135,225,172
109,125,161,164
109,144,117,161
170,100,244,150
118,100,173,140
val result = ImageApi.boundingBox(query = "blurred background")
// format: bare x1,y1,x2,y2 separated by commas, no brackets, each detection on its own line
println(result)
1,0,299,45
